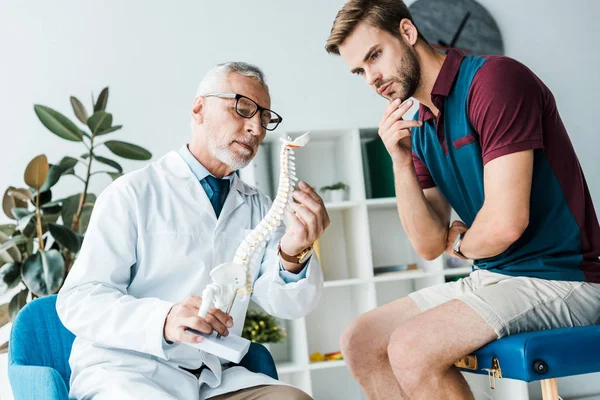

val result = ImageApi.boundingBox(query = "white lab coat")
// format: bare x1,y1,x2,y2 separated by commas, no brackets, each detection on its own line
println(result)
56,150,323,399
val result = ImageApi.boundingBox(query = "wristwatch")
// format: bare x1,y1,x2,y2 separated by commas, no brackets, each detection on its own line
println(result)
452,232,467,259
278,242,314,264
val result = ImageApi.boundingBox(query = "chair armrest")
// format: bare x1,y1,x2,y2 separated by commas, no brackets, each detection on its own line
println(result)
8,364,69,400
238,342,279,380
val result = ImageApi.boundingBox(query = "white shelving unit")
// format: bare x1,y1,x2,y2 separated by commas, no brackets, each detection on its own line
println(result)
240,128,473,399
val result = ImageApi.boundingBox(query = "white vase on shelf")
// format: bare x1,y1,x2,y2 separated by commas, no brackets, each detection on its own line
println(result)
328,189,346,203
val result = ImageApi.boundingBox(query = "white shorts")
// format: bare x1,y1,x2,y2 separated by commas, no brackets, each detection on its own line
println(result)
409,269,600,338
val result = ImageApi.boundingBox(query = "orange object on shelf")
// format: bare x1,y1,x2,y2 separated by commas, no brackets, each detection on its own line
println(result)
309,351,325,362
324,351,343,361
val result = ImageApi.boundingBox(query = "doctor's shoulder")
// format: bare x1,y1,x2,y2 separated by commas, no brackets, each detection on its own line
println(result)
94,161,157,205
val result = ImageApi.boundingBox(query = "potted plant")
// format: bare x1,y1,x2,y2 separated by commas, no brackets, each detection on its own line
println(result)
320,181,349,203
242,309,286,352
0,87,152,353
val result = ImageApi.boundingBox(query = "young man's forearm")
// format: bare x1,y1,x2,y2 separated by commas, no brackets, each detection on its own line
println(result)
393,163,448,260
459,205,528,260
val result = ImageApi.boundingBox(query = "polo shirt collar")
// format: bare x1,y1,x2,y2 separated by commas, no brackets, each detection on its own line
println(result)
419,49,466,122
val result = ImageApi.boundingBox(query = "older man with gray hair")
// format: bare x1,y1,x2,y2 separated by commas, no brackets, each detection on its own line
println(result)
57,62,329,399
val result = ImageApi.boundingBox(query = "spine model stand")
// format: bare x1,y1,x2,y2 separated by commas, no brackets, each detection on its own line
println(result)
198,132,311,320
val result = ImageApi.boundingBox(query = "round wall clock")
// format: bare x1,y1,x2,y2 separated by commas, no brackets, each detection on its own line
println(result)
409,0,504,55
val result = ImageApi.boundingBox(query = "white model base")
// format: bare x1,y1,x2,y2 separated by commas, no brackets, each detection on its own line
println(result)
183,331,251,364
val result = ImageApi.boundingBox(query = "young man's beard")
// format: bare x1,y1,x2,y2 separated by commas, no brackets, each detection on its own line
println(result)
391,46,421,101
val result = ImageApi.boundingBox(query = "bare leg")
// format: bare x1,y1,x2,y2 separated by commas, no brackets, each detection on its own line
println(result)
340,296,422,399
388,300,497,400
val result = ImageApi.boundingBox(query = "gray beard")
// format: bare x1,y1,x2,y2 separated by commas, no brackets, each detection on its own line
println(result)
208,138,251,171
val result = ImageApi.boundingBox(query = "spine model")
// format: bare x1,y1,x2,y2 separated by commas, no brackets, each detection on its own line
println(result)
234,132,310,296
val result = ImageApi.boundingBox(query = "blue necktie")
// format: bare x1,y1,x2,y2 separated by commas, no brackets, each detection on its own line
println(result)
203,175,230,218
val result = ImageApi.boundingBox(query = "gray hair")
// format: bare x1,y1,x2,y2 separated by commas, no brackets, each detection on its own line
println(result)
196,62,269,96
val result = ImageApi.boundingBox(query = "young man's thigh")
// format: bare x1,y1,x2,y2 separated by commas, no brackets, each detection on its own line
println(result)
409,269,600,338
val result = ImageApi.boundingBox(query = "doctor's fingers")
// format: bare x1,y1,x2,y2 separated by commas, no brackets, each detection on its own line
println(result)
181,296,203,309
292,188,330,230
289,202,318,240
209,308,234,328
181,317,214,338
205,310,230,337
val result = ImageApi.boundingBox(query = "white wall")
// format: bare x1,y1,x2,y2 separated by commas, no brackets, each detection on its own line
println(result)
1,1,599,399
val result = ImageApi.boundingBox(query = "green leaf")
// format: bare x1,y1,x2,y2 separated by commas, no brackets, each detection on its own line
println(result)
0,225,16,236
61,193,96,232
41,211,60,224
3,188,29,220
107,172,123,181
48,223,82,253
94,87,109,112
41,200,63,208
0,235,28,256
40,164,63,192
61,167,76,176
0,341,7,354
0,231,21,263
79,204,94,233
0,303,10,328
70,96,88,124
2,187,16,220
11,188,33,203
34,105,83,142
12,208,32,220
32,190,52,207
22,217,37,238
87,112,113,136
22,250,65,296
96,125,122,136
0,262,21,296
59,157,78,170
15,212,34,235
80,129,91,139
24,154,49,190
9,288,28,320
94,155,123,172
41,200,63,215
103,140,152,160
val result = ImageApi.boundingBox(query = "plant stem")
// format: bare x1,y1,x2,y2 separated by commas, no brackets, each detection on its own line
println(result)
72,175,86,183
64,248,73,274
35,191,44,251
72,136,94,232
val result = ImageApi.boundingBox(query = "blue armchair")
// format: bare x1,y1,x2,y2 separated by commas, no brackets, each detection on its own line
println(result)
8,295,278,399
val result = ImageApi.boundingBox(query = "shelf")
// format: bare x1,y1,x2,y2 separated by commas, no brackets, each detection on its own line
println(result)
309,359,346,370
277,362,306,374
323,278,365,288
443,267,473,276
365,197,397,208
325,200,361,211
310,364,363,400
242,127,449,397
373,269,438,283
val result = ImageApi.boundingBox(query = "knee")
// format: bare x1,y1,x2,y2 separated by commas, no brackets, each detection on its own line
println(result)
340,314,381,359
387,327,428,389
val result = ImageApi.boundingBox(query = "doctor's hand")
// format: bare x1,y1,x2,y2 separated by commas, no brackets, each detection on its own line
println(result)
280,180,330,257
163,296,234,343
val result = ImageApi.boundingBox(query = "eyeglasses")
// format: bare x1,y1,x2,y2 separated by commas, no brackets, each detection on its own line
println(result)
204,93,283,131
